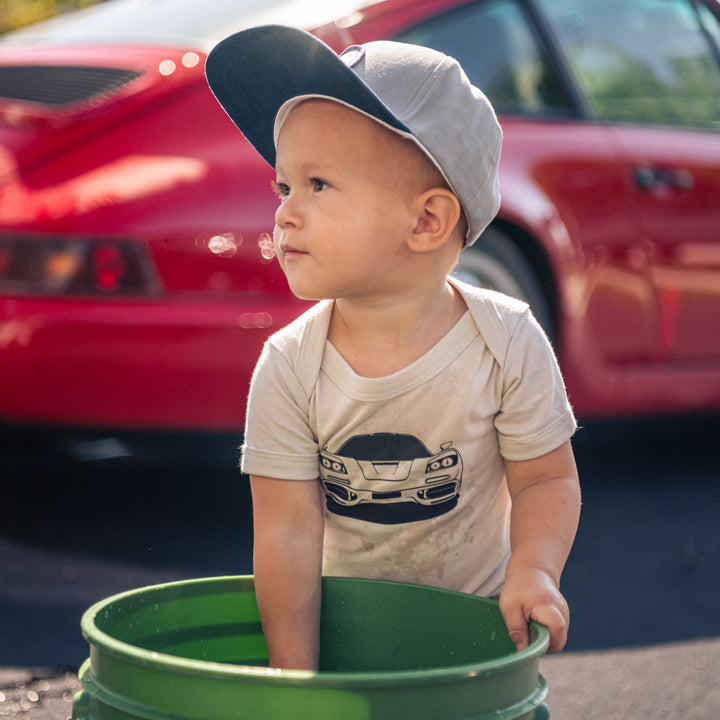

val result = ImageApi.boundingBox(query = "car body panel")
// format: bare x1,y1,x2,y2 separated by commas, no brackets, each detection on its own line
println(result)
1,0,719,431
611,125,720,363
0,294,304,429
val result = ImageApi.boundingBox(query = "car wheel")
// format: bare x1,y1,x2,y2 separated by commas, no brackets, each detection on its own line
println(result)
451,226,553,340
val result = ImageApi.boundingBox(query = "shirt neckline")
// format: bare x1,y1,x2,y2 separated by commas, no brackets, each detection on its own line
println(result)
322,310,478,402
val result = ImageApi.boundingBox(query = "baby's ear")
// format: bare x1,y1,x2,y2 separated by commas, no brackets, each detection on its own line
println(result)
408,188,462,253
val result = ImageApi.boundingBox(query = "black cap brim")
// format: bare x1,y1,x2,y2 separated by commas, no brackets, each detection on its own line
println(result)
205,25,408,167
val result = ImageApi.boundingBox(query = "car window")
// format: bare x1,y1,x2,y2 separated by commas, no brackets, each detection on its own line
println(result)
337,434,432,460
538,0,720,129
394,0,575,116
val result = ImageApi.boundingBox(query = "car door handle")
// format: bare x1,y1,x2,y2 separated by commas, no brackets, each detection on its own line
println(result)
635,165,695,191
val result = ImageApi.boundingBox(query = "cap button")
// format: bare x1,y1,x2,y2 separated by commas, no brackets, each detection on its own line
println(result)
340,45,365,68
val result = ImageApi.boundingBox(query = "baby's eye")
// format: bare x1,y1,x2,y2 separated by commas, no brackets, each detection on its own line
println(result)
271,180,290,199
312,178,328,192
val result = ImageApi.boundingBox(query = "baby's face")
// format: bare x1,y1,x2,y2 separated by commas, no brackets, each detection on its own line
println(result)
272,99,424,302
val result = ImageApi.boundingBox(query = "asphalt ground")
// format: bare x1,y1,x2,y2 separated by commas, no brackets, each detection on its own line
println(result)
2,414,719,719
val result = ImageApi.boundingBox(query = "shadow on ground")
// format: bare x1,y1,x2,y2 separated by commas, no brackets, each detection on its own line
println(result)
1,413,718,668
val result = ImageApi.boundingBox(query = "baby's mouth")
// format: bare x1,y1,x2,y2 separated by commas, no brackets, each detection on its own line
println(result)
275,228,306,258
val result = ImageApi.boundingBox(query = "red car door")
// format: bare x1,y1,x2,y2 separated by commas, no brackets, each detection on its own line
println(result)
613,125,720,363
539,0,720,383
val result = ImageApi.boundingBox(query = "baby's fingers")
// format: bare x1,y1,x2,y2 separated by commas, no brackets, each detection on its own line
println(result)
499,600,530,652
529,604,569,653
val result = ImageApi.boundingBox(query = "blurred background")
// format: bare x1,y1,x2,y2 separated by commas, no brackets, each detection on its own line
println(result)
2,414,719,669
0,0,103,34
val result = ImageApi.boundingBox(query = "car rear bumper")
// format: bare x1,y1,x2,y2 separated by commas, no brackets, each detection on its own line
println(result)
0,294,306,431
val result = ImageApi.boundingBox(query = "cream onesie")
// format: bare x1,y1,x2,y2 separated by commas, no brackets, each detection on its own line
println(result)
241,278,576,597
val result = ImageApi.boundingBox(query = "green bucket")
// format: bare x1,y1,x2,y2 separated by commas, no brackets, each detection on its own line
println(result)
73,576,549,720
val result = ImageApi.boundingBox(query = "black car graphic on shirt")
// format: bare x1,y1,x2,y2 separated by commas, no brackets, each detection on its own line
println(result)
319,433,463,524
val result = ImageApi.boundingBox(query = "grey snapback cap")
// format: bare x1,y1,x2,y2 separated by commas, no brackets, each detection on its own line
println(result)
206,25,502,245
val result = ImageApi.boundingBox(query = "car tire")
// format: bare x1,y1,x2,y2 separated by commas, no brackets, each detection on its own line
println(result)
451,226,553,340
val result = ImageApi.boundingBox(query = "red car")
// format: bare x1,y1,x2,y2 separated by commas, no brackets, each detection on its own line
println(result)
1,0,719,433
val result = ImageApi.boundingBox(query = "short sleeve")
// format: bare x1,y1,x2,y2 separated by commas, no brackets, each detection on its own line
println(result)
240,343,321,480
494,309,576,461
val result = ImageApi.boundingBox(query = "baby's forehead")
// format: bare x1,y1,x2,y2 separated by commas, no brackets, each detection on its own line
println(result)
276,97,438,172
275,97,381,139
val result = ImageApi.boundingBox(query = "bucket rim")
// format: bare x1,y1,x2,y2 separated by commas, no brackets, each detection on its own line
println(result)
81,575,550,688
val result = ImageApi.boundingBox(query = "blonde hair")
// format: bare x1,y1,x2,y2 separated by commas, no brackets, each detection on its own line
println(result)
380,131,468,245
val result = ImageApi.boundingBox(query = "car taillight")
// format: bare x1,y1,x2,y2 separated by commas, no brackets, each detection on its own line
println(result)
93,244,127,292
0,235,159,296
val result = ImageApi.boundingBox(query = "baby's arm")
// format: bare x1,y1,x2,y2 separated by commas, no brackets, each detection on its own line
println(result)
500,440,581,653
249,475,325,670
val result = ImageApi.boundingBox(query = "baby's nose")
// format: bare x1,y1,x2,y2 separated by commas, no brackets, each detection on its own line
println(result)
275,194,301,229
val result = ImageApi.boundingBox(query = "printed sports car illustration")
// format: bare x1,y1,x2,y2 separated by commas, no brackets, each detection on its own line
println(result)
319,433,463,522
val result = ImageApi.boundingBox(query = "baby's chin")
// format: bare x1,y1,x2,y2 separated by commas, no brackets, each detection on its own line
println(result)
281,271,331,303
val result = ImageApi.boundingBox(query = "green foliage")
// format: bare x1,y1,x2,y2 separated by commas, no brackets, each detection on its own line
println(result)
569,44,720,129
0,0,102,35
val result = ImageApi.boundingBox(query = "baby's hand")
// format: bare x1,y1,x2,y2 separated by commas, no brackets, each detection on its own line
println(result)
498,567,569,653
